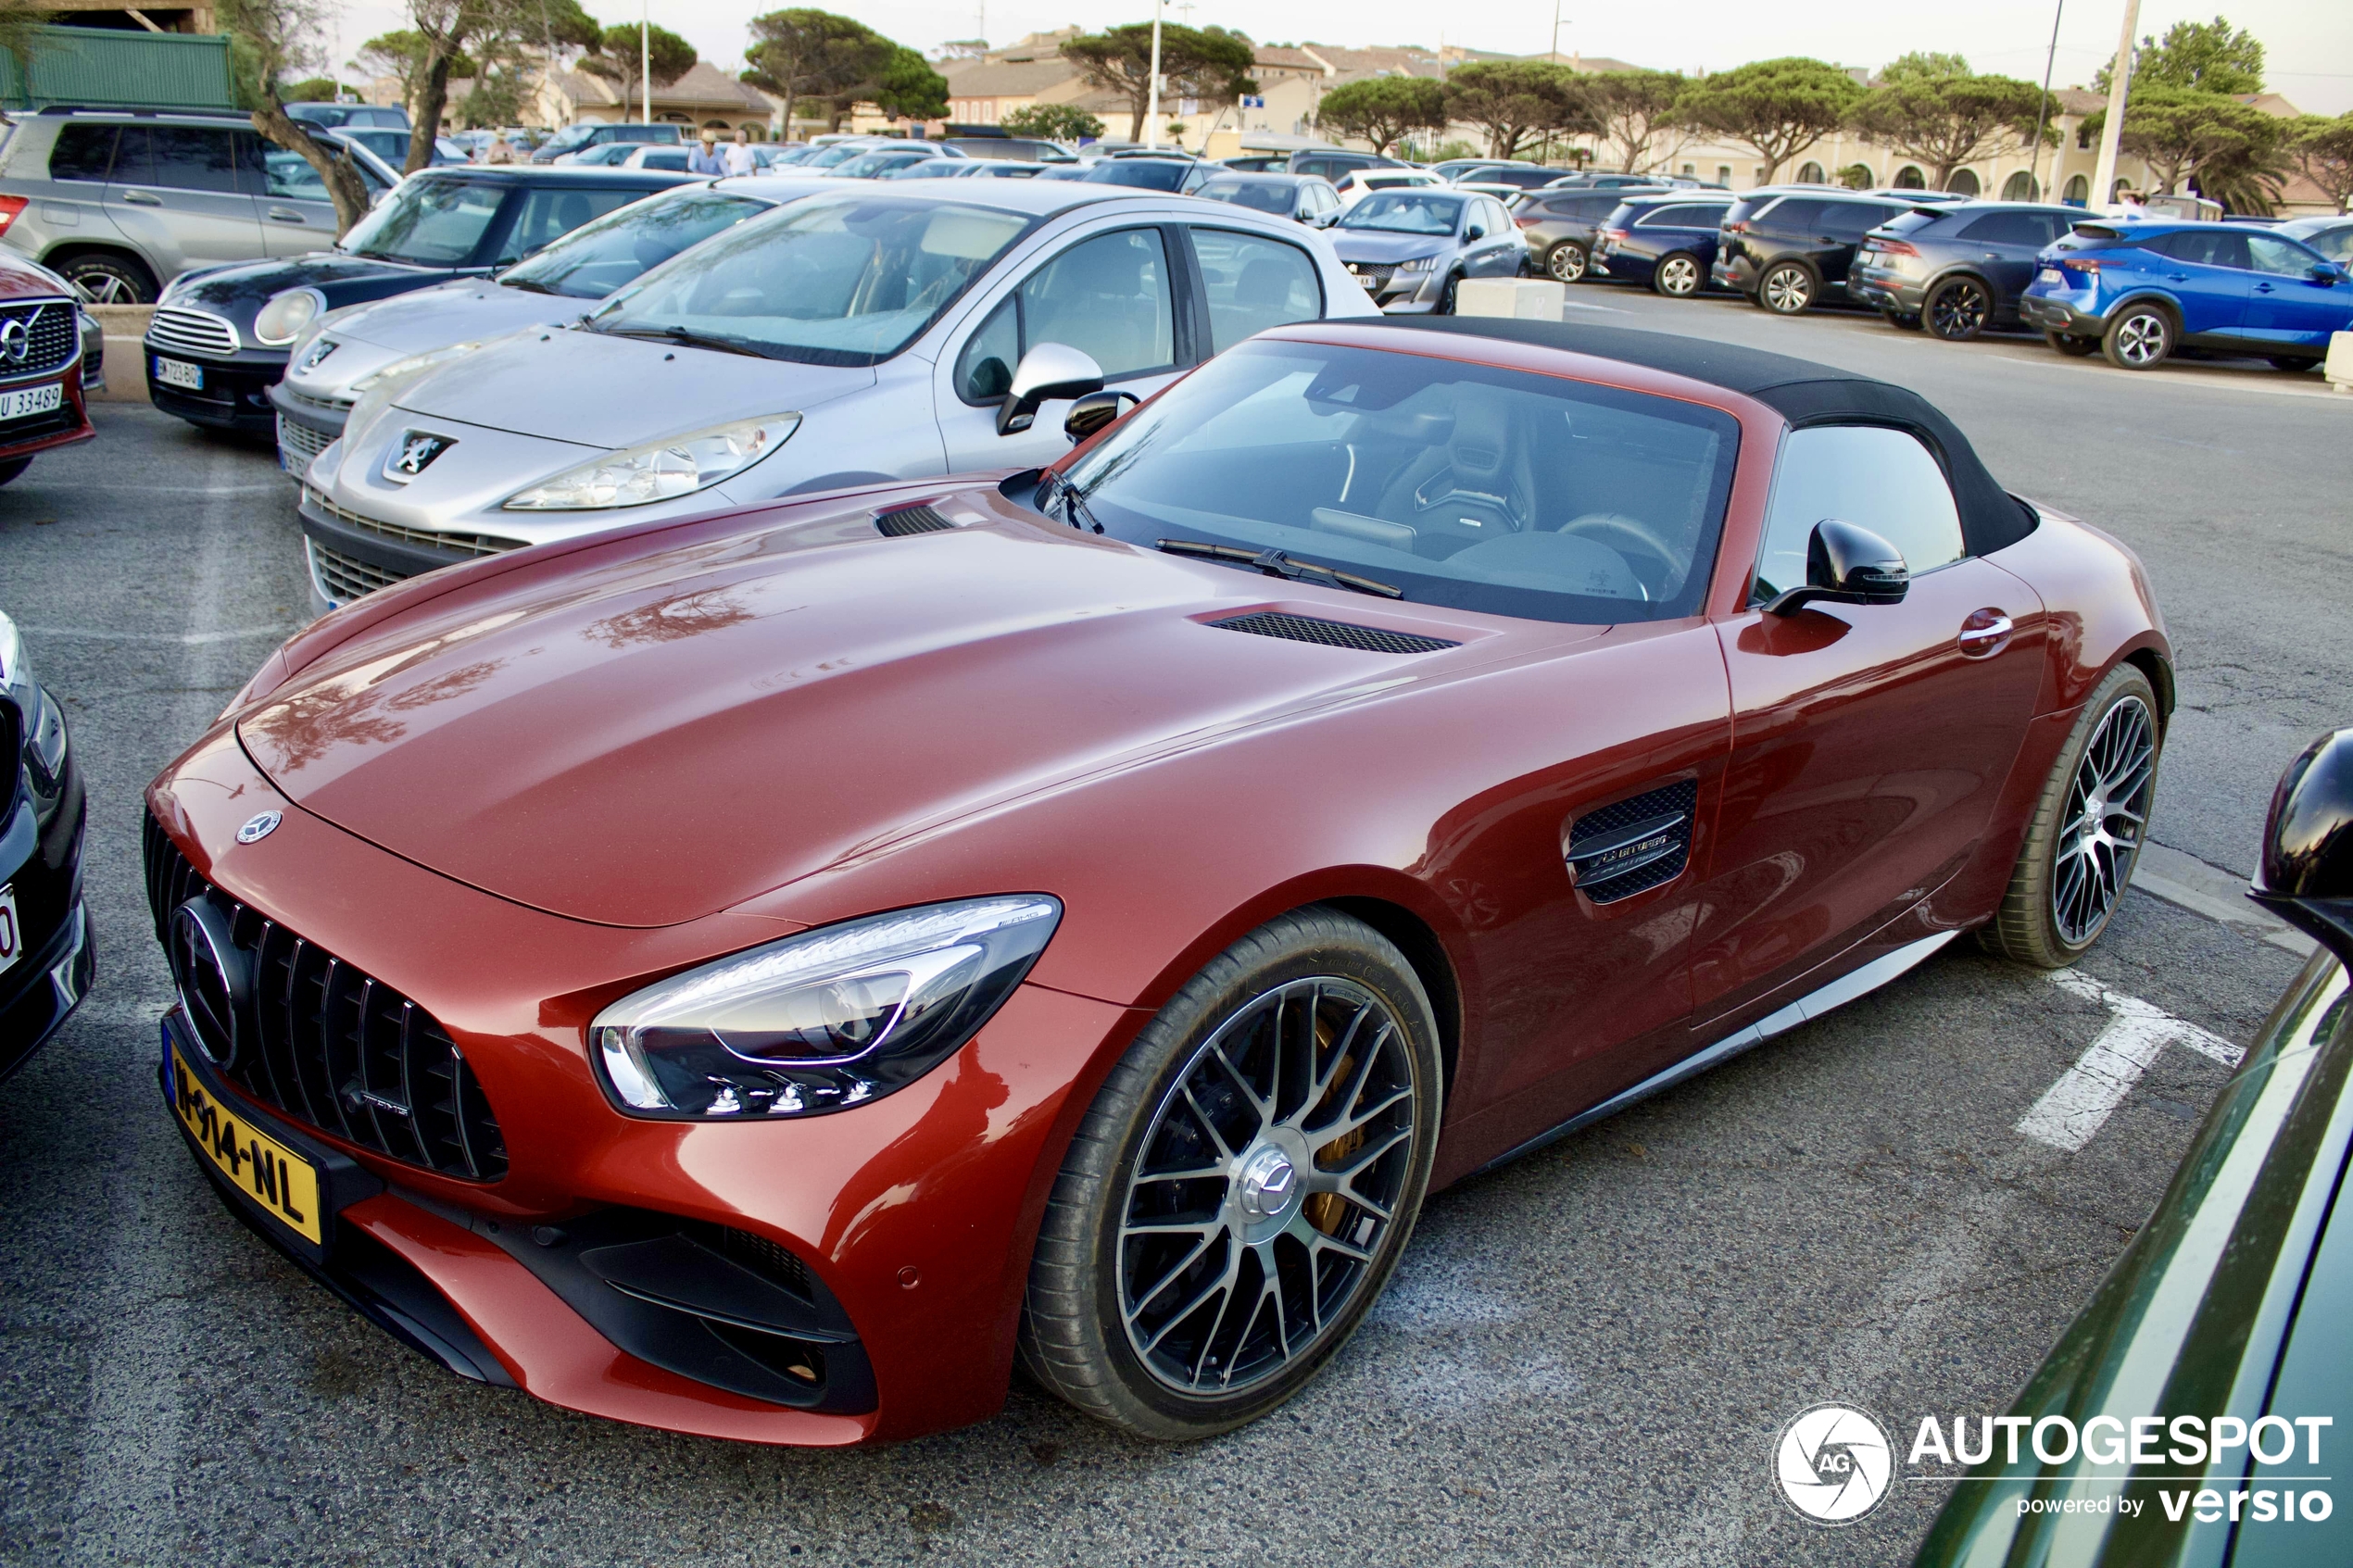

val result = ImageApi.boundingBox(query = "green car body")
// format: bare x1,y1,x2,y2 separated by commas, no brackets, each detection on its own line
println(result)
1913,947,2352,1566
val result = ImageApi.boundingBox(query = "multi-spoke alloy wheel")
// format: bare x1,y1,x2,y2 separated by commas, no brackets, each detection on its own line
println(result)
1548,244,1588,282
2103,305,2171,370
1760,263,1814,314
1021,909,1441,1439
1981,663,2164,968
1654,254,1701,296
1118,978,1415,1395
2052,696,2157,945
1927,277,1991,341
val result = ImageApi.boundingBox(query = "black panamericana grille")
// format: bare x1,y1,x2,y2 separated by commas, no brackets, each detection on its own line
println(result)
1211,611,1459,656
1568,779,1699,904
142,813,509,1182
0,300,80,381
875,504,957,536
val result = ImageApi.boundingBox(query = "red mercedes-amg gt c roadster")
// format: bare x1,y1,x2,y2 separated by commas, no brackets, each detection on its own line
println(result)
145,318,2170,1446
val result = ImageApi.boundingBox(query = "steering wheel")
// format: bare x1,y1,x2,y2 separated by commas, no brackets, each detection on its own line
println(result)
1559,512,1680,593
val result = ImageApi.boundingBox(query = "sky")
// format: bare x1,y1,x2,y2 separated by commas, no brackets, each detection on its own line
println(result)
320,0,2352,116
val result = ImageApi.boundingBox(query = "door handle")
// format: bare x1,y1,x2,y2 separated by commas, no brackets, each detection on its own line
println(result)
1957,608,2014,658
2254,282,2275,293
120,190,162,206
266,207,308,223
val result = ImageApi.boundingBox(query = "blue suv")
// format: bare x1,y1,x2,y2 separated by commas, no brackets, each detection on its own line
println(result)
2018,220,2353,371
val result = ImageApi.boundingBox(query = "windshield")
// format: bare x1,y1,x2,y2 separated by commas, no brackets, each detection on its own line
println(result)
1339,193,1466,234
1054,341,1739,625
544,125,595,152
807,143,869,168
1086,159,1190,190
501,187,769,298
1198,180,1291,215
588,194,1031,366
339,177,509,265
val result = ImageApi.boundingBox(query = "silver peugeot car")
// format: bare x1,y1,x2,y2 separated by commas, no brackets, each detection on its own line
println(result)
294,180,1375,608
271,177,822,478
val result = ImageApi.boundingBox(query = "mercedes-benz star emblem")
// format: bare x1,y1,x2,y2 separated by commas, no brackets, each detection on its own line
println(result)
0,319,27,366
236,809,283,844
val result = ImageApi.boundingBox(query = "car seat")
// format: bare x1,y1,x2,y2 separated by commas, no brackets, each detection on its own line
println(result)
1025,235,1164,377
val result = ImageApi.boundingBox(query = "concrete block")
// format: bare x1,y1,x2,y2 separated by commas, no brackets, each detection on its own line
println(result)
88,305,155,404
2327,330,2353,395
1454,278,1565,322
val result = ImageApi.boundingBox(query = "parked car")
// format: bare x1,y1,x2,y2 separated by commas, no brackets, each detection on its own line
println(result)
1456,165,1568,192
619,146,697,173
0,107,400,304
753,144,815,169
1589,191,1737,296
1429,158,1541,182
1076,156,1214,193
2273,212,2353,266
1846,200,2086,340
1328,188,1526,311
1218,155,1290,173
1515,185,1665,282
271,176,815,483
1541,172,1672,191
144,167,692,435
1332,169,1445,206
1713,188,1919,314
531,122,683,165
2018,220,2353,371
1912,729,2353,1568
555,142,641,168
941,136,1075,163
144,314,2165,1448
0,247,94,489
0,609,89,1083
1190,173,1343,227
1286,148,1405,183
284,103,409,132
329,127,469,169
290,180,1375,607
829,146,965,180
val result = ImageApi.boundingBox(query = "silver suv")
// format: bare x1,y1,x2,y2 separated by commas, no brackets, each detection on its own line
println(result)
0,107,397,303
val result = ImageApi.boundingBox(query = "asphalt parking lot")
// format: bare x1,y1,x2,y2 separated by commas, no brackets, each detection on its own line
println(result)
3,286,2347,1567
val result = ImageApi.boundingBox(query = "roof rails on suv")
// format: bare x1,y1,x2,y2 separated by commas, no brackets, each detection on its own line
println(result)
35,105,254,119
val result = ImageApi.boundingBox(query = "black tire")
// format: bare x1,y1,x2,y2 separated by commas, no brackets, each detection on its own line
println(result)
2269,355,2317,373
1546,242,1588,283
1652,252,1703,297
1925,276,1993,341
1435,273,1460,314
1757,260,1816,314
1882,308,1923,331
2101,302,2173,370
55,250,157,306
2045,330,2099,358
0,458,29,487
1978,663,2162,969
1020,908,1444,1441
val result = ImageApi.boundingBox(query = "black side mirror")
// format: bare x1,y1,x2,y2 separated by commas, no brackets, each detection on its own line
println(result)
1465,222,1487,241
997,342,1105,436
2313,263,2348,285
2252,729,2353,958
1763,519,1910,616
1063,389,1139,443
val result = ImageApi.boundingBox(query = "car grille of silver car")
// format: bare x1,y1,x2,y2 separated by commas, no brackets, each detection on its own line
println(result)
147,307,240,358
277,414,333,472
1347,263,1397,292
308,540,405,602
279,383,353,415
303,485,531,559
143,812,510,1183
0,300,82,380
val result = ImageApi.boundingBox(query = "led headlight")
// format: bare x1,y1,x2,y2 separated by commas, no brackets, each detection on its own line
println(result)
592,896,1061,1120
1393,255,1439,273
502,413,801,511
254,287,326,346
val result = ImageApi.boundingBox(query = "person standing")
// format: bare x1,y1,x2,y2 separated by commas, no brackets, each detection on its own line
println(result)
724,127,759,178
688,132,728,176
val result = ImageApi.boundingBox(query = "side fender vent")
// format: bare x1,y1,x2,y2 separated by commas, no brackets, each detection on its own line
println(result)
1210,611,1459,656
1567,778,1699,904
875,505,957,537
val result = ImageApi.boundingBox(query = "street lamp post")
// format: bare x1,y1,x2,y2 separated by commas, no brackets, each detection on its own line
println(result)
2030,0,2065,200
1144,0,1164,150
640,0,651,125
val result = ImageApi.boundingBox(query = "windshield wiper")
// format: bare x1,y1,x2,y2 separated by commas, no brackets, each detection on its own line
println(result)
1038,470,1102,533
501,276,557,295
598,323,774,358
1154,539,1402,599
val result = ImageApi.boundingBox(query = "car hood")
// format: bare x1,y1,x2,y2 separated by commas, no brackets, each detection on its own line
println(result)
389,328,877,449
1327,232,1454,264
235,490,1540,926
170,253,451,322
330,280,599,354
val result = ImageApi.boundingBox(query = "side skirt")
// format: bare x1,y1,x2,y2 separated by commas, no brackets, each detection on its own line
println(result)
1466,930,1958,1178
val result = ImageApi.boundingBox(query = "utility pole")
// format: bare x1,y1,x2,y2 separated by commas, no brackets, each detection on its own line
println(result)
1144,0,1164,150
640,0,651,125
2089,0,2140,208
2030,0,2065,199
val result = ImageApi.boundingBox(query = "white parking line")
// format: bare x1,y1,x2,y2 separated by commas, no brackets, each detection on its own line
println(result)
2016,971,2244,1152
24,625,299,645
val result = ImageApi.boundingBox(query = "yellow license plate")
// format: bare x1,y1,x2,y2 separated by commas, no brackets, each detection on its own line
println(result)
169,1045,323,1244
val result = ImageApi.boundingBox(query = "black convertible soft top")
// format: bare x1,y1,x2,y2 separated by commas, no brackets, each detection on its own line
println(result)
1381,316,2038,557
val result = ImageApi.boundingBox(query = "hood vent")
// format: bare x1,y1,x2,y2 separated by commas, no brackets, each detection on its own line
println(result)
875,505,957,537
1211,611,1459,656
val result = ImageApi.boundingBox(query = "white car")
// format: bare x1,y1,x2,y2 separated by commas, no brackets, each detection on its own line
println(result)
293,180,1378,608
1334,169,1447,207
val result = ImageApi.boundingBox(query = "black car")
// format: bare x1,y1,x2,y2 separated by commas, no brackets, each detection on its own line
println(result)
1515,185,1666,282
1712,188,1917,314
1286,148,1405,183
0,611,89,1083
1076,156,1215,193
1190,171,1343,227
1590,191,1737,296
142,166,689,434
1846,201,2085,340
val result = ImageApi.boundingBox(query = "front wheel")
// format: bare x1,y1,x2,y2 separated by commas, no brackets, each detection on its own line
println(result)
2269,355,2317,373
1926,276,1993,341
2102,304,2173,370
1653,253,1703,297
1758,261,1815,314
1435,273,1460,314
0,458,30,487
1979,663,2162,968
1020,908,1443,1440
2046,330,2099,358
1547,243,1588,283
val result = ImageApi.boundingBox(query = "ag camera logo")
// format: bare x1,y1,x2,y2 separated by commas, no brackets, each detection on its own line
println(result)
1777,1402,1894,1524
